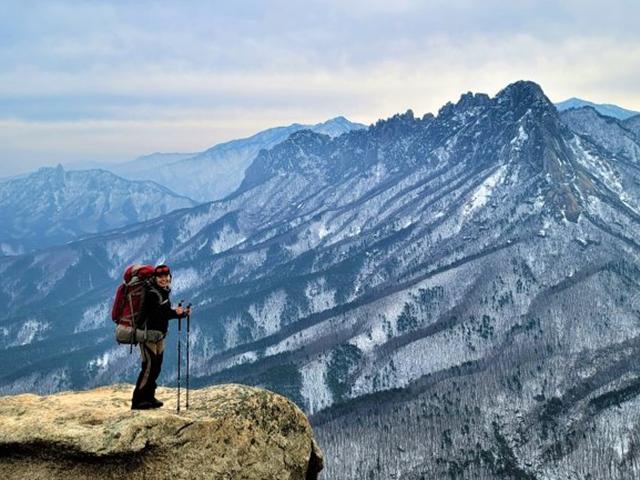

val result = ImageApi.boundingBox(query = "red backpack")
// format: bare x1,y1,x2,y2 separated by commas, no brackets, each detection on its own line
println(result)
111,264,155,328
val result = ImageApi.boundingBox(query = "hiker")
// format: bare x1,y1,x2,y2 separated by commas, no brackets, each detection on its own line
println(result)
131,264,192,410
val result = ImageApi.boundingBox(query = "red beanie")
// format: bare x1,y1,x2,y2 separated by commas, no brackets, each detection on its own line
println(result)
154,264,171,276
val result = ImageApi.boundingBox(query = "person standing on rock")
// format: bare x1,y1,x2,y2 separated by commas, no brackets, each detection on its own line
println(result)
131,264,192,410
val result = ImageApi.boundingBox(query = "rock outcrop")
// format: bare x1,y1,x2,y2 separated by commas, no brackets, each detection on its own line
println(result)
0,383,324,480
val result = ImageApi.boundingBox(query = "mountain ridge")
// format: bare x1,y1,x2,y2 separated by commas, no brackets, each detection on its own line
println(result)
555,96,640,120
109,116,366,202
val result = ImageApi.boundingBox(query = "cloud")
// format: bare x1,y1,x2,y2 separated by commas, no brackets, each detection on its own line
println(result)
1,0,639,175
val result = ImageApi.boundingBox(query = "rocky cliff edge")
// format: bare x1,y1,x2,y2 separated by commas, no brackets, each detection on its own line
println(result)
0,383,324,480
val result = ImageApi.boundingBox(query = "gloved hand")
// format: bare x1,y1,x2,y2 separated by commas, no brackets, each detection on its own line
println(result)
175,306,192,318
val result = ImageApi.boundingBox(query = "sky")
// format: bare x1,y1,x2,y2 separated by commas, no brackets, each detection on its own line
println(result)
1,0,639,176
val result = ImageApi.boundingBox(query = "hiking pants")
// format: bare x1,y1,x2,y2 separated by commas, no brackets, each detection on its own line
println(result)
132,339,165,405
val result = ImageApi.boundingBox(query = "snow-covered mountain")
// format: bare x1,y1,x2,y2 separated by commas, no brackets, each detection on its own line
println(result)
560,106,640,167
1,81,639,479
624,113,640,138
109,116,366,202
0,165,198,255
555,97,640,120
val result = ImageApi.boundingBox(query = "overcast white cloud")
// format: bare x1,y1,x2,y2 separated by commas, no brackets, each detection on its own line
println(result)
1,0,639,175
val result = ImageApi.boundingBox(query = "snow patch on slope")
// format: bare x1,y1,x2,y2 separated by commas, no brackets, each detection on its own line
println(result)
462,165,508,217
510,124,529,150
171,267,204,294
106,234,151,276
249,290,287,337
75,301,110,333
86,347,134,387
210,225,246,254
305,277,337,312
10,319,51,346
177,206,227,243
300,355,333,414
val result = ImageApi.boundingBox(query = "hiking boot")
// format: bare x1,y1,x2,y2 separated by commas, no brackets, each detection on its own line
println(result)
131,401,155,410
150,398,163,408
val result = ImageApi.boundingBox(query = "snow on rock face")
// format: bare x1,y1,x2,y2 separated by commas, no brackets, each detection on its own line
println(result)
510,123,530,151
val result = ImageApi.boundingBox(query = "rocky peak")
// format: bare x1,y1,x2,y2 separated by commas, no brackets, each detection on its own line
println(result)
35,163,64,174
458,91,491,109
287,128,332,149
313,116,366,137
241,129,332,187
494,80,555,118
437,92,491,119
0,383,324,480
379,109,415,124
369,109,426,143
34,164,66,186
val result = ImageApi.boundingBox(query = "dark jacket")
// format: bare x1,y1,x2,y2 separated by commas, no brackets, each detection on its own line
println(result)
140,281,182,334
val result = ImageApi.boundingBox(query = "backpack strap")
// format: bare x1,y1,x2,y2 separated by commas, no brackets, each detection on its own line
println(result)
128,292,136,354
148,285,163,303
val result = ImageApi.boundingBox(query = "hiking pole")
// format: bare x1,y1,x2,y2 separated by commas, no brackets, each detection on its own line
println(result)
176,300,184,413
186,302,192,409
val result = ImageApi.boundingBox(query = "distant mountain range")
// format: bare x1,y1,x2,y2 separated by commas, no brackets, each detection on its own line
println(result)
63,152,199,173
1,81,639,479
555,97,640,120
0,165,198,255
0,117,364,255
108,116,366,202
